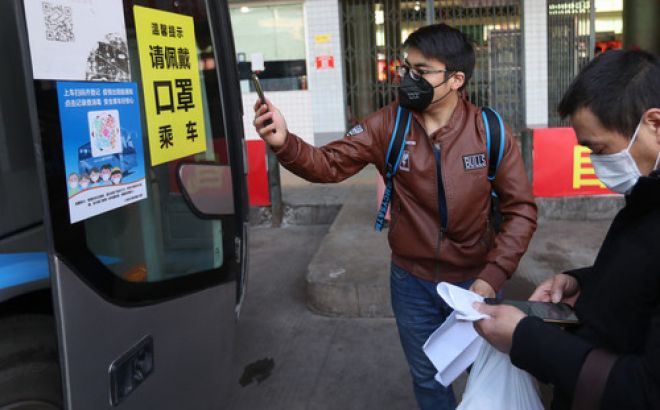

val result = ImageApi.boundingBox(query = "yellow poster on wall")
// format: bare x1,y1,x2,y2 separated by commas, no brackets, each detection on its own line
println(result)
133,5,206,166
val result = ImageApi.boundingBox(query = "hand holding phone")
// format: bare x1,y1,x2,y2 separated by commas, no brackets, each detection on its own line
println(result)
251,73,273,128
529,273,580,306
484,298,580,326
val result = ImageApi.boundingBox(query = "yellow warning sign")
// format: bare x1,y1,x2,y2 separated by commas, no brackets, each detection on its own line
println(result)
134,5,206,166
314,34,331,44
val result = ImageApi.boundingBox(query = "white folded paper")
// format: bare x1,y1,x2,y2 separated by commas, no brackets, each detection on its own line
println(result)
436,282,489,321
423,312,484,386
422,282,489,387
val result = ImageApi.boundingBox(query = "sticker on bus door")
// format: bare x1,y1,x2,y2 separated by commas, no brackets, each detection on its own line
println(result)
133,5,208,166
56,82,148,224
23,0,131,81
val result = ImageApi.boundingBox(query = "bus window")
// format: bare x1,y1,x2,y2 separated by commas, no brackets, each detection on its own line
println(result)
0,65,43,240
0,28,49,295
32,1,242,304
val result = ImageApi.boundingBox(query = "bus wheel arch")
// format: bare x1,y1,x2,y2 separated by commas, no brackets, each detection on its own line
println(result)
0,291,62,408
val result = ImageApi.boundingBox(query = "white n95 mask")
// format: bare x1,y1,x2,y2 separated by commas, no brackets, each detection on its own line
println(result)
590,122,642,195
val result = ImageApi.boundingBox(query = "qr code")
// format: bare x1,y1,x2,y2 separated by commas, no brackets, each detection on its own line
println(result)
42,2,74,42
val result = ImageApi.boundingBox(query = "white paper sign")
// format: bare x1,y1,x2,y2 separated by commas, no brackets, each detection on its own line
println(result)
23,0,130,81
251,52,265,72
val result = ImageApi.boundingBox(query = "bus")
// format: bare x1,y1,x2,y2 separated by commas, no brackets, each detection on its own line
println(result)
0,0,249,408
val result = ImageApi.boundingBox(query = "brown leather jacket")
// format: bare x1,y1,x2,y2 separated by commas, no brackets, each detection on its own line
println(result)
273,98,537,290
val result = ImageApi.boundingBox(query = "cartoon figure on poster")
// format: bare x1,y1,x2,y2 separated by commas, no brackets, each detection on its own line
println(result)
57,81,148,224
88,109,122,157
67,172,81,196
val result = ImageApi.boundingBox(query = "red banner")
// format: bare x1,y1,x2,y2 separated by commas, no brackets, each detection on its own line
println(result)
247,140,270,206
533,128,614,197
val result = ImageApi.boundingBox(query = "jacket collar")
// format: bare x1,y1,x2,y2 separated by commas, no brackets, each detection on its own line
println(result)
627,170,660,208
410,95,468,142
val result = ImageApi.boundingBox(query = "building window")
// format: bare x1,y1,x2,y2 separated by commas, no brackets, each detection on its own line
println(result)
230,3,307,92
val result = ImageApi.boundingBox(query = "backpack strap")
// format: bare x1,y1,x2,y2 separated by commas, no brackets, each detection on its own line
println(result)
482,107,506,232
375,106,412,231
481,107,505,182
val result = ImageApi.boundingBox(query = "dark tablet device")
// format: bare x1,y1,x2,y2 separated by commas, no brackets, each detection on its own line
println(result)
484,298,580,325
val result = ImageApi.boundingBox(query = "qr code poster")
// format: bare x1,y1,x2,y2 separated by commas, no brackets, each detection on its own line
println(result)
42,2,74,42
88,110,122,157
23,0,131,82
57,82,147,223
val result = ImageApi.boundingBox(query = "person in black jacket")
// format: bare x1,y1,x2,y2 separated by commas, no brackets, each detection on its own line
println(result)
473,49,660,410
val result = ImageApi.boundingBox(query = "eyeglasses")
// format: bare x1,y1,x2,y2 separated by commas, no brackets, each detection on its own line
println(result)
397,64,449,81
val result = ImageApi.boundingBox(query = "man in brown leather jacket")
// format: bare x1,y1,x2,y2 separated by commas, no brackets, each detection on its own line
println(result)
253,23,537,410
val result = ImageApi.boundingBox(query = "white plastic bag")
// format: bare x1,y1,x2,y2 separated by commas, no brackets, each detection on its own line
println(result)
457,342,543,410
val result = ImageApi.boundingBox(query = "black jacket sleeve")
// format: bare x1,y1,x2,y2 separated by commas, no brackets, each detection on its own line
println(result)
563,266,593,290
511,307,660,409
510,317,592,398
600,303,660,409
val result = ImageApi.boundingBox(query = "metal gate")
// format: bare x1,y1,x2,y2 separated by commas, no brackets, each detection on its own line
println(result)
547,0,594,126
341,0,524,133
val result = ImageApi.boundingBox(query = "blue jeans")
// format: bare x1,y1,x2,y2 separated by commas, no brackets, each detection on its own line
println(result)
390,262,475,410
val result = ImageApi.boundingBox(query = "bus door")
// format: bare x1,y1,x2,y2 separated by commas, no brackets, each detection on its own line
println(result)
13,0,248,408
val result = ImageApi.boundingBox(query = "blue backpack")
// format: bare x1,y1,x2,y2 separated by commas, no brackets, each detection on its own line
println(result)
374,106,505,231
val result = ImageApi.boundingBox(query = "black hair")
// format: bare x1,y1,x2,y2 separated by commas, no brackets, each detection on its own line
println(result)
403,23,475,89
558,49,660,138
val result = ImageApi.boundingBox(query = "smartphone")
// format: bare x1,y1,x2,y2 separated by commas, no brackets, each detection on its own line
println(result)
484,298,580,326
251,73,273,128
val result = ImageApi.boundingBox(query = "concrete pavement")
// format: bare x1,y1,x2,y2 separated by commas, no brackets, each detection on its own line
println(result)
225,224,418,410
232,165,621,409
301,171,616,318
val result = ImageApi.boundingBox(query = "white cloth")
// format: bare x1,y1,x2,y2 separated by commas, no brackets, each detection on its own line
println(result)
422,282,489,387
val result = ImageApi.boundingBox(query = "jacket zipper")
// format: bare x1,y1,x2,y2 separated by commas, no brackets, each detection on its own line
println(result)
433,146,448,279
432,146,449,231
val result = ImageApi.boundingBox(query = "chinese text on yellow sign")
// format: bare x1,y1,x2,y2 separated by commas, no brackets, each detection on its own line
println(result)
572,145,606,189
134,5,206,166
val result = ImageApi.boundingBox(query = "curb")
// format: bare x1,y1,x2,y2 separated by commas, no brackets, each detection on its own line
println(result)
249,203,341,226
303,193,620,318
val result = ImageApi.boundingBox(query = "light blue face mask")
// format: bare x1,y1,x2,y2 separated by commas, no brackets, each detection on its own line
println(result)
589,119,660,194
589,122,643,194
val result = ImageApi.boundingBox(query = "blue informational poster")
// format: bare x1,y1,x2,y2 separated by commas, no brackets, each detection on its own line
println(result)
57,82,148,223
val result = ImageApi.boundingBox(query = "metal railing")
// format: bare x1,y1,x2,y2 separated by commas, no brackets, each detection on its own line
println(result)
341,0,524,133
547,0,595,126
